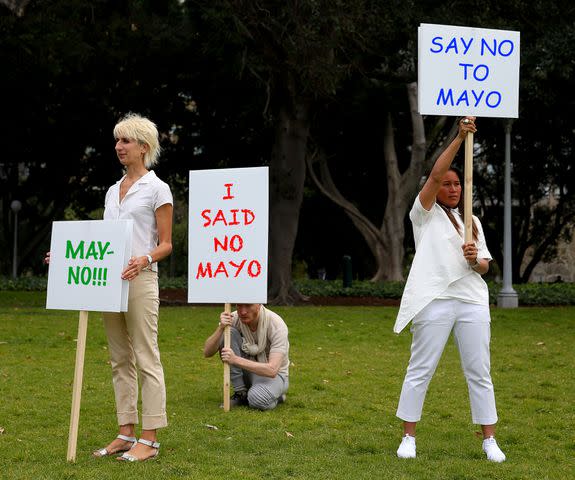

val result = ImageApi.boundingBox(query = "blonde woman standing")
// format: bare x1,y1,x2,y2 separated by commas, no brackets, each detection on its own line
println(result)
94,113,173,462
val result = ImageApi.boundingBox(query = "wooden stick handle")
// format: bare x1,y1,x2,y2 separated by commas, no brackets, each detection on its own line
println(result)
67,310,88,462
464,131,474,243
223,303,231,412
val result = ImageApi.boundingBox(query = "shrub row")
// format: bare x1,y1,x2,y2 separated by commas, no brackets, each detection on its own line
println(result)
1,276,574,306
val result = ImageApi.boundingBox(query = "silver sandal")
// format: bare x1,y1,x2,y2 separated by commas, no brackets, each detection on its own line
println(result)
93,434,136,457
118,438,160,462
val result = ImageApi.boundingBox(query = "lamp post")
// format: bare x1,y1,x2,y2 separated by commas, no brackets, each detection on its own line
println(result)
10,199,22,279
497,120,518,308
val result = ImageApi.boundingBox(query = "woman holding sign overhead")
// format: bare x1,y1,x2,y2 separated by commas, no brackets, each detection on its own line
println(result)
394,117,505,463
94,113,173,462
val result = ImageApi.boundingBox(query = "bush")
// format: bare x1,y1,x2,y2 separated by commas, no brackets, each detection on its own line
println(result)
0,276,48,291
293,279,405,298
2,276,575,305
506,282,575,306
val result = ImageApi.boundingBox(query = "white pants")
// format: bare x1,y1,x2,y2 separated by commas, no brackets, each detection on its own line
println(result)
396,299,498,425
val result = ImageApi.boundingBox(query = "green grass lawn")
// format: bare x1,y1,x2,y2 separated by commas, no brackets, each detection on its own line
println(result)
0,291,574,479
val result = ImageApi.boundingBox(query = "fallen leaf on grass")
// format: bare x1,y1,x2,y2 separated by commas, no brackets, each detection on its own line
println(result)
0,341,8,345
536,342,545,346
205,424,219,430
285,431,294,438
0,426,5,434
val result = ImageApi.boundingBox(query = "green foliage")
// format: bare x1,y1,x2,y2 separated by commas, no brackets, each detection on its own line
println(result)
2,0,575,288
512,282,575,306
0,0,198,275
158,275,188,289
4,277,575,307
0,276,48,291
294,279,406,298
0,297,574,478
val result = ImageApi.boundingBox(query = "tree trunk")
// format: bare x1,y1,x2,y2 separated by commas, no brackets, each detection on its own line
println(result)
268,97,310,305
306,82,450,282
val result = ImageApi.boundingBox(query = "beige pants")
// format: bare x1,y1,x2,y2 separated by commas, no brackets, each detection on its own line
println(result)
102,270,167,430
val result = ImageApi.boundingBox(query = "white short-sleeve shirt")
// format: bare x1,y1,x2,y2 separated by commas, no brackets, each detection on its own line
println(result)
436,207,492,303
394,196,491,333
104,170,173,272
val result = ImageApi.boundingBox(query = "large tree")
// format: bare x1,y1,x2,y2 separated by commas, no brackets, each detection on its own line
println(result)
194,0,385,303
0,0,196,275
305,0,575,283
308,83,456,281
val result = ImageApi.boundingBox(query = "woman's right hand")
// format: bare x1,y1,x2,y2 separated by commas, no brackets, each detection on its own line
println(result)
44,251,51,265
458,116,477,139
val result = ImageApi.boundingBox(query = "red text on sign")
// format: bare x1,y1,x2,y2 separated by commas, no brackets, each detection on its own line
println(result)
201,209,255,227
196,260,262,279
214,234,244,252
222,183,235,200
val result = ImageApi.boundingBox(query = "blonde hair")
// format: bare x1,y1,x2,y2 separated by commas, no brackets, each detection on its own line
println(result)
113,113,161,168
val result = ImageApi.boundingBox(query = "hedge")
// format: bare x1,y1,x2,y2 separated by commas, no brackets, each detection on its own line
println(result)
1,276,574,306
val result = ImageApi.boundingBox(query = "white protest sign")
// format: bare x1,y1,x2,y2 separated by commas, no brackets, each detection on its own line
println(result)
46,220,133,312
188,167,268,303
418,23,520,118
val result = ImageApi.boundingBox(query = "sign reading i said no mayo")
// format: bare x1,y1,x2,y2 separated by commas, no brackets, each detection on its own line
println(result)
188,167,268,304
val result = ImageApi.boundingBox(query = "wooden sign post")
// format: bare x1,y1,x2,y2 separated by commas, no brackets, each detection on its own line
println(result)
66,311,89,462
464,130,474,242
222,303,232,412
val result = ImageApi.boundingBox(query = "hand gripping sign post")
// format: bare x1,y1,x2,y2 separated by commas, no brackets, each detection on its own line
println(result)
46,219,133,462
418,23,520,240
188,167,268,411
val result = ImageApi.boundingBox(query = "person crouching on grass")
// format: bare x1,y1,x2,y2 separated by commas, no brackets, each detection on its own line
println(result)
393,117,506,463
204,304,289,410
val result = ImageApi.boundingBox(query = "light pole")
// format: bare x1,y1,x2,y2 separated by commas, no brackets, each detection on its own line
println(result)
10,199,22,279
497,120,518,308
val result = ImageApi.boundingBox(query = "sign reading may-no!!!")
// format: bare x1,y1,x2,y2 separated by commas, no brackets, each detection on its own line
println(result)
46,220,133,312
418,23,520,118
188,167,268,304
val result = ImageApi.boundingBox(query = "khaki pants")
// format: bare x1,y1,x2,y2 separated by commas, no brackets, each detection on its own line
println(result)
102,270,167,430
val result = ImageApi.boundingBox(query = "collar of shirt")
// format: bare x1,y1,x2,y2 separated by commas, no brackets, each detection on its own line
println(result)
113,170,156,187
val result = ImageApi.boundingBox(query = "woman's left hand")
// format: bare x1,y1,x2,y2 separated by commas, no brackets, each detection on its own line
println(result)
461,242,478,265
121,256,148,280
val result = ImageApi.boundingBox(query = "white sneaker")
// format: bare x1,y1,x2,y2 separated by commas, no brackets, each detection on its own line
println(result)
482,436,506,462
397,434,416,459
